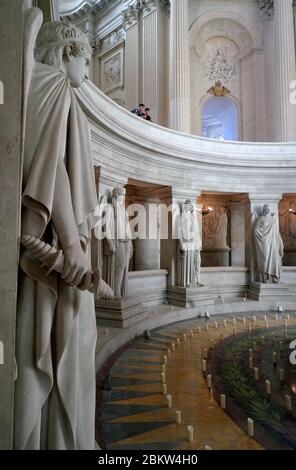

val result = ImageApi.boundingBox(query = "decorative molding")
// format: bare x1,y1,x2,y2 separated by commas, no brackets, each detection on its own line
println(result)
104,28,124,50
123,0,169,28
190,11,259,56
100,48,124,94
95,28,125,55
61,0,112,21
207,81,231,97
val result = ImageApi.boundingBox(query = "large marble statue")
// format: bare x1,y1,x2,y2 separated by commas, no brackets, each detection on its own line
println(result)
103,187,133,300
253,204,284,283
15,12,103,450
178,200,202,287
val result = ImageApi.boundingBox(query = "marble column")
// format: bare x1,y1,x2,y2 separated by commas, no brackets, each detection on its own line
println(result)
142,0,169,125
124,7,141,110
134,198,161,270
169,0,191,133
229,203,246,267
274,0,296,141
0,0,24,449
263,12,276,141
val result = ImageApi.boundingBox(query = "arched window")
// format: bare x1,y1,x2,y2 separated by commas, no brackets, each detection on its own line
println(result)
202,97,239,141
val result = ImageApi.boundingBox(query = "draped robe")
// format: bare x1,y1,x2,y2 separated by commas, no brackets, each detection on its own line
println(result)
178,210,202,287
253,214,284,282
103,202,132,299
14,62,98,450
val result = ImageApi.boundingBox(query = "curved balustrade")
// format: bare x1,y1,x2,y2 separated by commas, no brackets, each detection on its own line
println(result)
77,80,296,195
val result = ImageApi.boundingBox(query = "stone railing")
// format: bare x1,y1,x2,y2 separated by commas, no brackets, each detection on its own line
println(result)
77,79,296,195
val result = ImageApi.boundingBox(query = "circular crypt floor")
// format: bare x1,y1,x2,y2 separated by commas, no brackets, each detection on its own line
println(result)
96,312,296,450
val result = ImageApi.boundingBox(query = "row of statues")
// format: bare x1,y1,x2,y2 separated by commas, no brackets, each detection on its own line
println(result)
99,195,285,291
176,201,284,287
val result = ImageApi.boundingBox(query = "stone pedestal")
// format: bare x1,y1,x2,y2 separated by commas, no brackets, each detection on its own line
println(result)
248,282,292,302
201,248,230,267
168,286,215,308
96,297,148,328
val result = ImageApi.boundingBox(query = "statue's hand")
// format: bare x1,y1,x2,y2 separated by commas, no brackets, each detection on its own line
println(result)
62,241,92,287
105,240,116,255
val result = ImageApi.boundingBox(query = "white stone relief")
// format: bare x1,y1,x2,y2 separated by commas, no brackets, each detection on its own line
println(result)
101,51,123,92
202,206,229,249
104,29,124,52
204,46,236,82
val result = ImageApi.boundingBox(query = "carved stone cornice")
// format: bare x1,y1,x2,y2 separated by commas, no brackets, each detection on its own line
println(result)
123,0,170,26
61,0,111,22
142,0,170,16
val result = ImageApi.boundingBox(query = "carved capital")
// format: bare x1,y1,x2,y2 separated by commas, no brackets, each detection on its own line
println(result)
142,0,157,15
258,0,274,21
123,4,141,29
159,0,170,15
91,38,102,55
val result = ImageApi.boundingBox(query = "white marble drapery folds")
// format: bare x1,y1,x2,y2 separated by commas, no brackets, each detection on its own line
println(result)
14,60,98,449
103,191,133,300
253,205,284,283
178,201,202,287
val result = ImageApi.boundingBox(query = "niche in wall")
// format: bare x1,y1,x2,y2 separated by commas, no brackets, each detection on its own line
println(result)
279,194,296,266
202,96,239,141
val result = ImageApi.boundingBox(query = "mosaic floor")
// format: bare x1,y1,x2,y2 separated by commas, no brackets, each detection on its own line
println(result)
96,312,296,450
